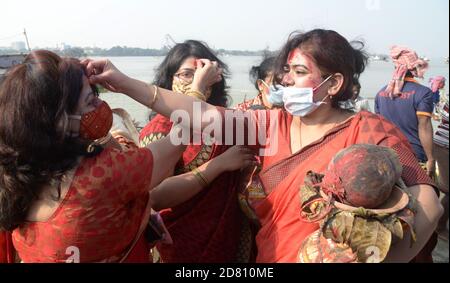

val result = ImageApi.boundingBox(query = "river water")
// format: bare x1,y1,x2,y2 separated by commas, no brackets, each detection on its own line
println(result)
97,56,449,126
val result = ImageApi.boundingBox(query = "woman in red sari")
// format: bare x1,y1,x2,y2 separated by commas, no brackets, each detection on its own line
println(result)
0,50,185,263
139,40,255,263
83,29,443,262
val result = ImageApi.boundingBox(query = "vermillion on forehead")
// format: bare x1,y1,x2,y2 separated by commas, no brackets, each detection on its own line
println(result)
179,57,197,71
287,48,323,85
287,49,315,71
287,48,301,65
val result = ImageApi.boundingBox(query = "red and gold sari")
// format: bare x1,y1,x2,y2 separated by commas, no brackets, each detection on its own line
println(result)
235,94,264,111
11,139,155,263
140,114,249,263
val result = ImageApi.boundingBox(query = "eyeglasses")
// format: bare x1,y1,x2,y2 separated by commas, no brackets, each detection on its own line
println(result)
174,70,195,84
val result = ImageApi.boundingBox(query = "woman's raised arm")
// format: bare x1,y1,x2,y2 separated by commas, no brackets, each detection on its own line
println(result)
83,58,221,130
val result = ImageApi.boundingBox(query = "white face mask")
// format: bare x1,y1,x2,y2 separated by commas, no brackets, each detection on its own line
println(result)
267,84,285,106
281,75,333,117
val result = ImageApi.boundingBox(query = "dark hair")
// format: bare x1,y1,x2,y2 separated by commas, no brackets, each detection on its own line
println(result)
153,40,230,109
0,50,101,231
351,77,361,99
249,56,276,91
274,29,369,108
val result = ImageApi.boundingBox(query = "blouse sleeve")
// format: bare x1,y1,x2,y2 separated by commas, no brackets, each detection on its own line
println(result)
107,146,154,203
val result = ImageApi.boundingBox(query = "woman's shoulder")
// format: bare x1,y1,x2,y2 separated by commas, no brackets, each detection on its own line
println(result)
139,114,172,141
80,147,151,173
351,111,409,147
355,110,395,126
144,114,172,129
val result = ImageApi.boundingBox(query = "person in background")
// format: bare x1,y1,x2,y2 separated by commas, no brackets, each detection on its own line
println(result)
351,79,371,112
236,56,278,110
139,40,256,263
430,76,446,119
375,46,439,262
375,46,435,177
430,76,446,108
84,29,443,262
0,50,186,263
434,96,449,240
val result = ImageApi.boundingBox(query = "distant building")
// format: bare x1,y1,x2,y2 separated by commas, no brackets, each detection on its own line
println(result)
11,41,26,51
84,48,96,55
60,43,71,51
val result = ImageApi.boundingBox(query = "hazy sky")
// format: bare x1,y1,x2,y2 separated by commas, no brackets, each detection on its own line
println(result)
1,0,448,57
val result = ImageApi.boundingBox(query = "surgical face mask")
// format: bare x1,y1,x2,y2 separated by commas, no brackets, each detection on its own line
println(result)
267,84,285,106
280,75,334,117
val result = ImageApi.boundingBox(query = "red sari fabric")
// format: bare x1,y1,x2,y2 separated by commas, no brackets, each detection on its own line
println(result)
235,94,264,111
12,144,154,263
140,114,244,263
229,109,434,262
0,232,15,263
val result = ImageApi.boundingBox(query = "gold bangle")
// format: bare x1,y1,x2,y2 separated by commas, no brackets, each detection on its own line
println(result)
192,167,209,187
95,132,113,145
149,85,158,108
185,90,206,101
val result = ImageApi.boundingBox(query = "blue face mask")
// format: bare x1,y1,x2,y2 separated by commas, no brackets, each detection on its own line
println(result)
267,85,285,106
270,75,333,117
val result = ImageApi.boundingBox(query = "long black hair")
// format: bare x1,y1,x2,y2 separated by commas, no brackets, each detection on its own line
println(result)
153,40,230,108
0,50,101,231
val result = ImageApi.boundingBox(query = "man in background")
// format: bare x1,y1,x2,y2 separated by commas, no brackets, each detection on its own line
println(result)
375,46,437,262
375,46,435,177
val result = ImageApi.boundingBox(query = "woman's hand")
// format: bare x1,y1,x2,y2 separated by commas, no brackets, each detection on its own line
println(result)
191,59,223,94
81,59,130,93
384,184,443,262
215,146,258,172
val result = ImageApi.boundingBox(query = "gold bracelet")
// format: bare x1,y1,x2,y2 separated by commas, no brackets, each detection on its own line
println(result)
185,90,206,101
148,85,158,108
192,167,209,187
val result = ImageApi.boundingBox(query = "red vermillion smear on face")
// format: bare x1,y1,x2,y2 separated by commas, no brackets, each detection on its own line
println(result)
288,48,302,65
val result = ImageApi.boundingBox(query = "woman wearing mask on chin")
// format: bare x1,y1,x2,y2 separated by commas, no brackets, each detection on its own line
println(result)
236,56,280,110
139,40,257,263
83,29,443,263
0,50,188,263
